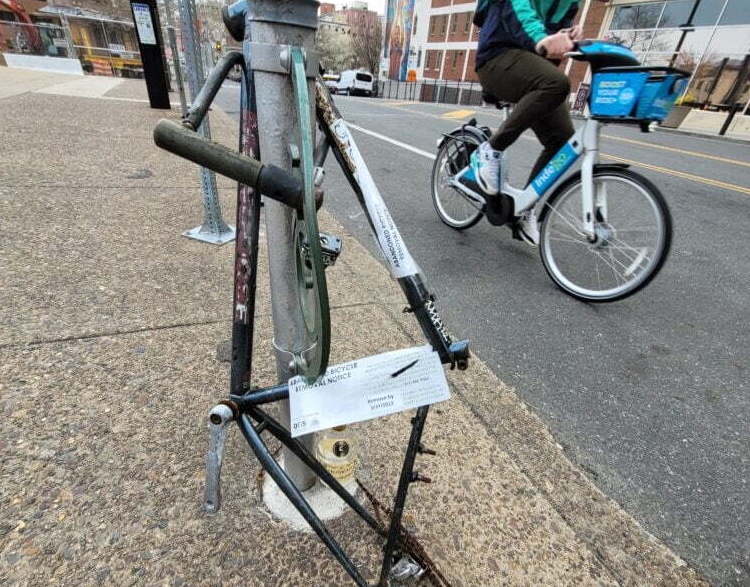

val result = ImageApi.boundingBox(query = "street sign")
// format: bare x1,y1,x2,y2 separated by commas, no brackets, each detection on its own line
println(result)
573,82,590,113
129,0,170,109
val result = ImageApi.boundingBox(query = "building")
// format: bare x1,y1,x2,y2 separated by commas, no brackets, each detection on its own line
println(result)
1,0,143,75
387,0,750,116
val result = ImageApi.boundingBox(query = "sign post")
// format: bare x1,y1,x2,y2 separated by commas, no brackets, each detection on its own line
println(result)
130,0,170,109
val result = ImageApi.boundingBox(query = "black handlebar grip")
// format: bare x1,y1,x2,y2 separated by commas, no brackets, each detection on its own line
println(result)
153,119,302,211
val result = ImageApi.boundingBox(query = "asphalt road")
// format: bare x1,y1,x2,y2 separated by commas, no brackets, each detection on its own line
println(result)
216,86,749,585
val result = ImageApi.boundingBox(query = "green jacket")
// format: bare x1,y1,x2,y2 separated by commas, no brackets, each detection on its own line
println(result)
476,0,580,69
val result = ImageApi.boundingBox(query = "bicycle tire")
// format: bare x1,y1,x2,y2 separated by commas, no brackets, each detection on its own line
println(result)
539,168,672,303
431,135,484,230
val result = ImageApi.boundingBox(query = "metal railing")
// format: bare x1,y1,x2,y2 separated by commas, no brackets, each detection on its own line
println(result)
375,79,485,106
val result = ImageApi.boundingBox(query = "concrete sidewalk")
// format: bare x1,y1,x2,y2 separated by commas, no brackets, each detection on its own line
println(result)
0,68,706,586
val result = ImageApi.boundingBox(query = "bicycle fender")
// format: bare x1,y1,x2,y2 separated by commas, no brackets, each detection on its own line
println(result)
436,123,490,150
538,163,631,223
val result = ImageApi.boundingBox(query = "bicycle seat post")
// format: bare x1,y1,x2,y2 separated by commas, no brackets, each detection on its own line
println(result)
245,0,320,491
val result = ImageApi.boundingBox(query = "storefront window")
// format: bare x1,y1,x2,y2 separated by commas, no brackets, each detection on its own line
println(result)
605,1,750,111
720,0,750,25
658,1,692,28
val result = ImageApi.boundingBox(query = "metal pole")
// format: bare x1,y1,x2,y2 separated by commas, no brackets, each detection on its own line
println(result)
168,26,188,115
719,102,740,136
178,0,234,244
247,0,319,490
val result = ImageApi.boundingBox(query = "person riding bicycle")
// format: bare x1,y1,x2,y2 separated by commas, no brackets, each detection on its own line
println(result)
471,0,582,245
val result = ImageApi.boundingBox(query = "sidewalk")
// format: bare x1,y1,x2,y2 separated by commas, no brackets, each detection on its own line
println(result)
0,67,706,586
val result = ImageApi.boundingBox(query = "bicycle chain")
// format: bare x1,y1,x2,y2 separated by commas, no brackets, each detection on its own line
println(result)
356,479,452,587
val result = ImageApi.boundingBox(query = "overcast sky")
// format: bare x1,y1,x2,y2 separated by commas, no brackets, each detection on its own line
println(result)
331,0,387,16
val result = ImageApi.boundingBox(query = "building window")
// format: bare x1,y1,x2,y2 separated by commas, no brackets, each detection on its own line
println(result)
464,13,471,33
413,15,417,35
430,17,435,34
451,51,458,68
417,49,421,67
440,15,446,33
450,14,457,33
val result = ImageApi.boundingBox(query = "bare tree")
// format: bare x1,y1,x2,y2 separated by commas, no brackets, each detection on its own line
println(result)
350,18,382,74
316,25,355,73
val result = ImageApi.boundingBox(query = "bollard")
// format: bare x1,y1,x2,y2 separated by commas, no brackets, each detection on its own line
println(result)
178,0,235,244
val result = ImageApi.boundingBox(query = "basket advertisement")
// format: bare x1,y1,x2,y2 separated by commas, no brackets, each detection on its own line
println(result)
590,71,687,121
635,75,688,120
589,72,649,117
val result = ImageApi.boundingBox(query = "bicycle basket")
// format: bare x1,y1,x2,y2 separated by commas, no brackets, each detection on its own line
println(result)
589,67,689,121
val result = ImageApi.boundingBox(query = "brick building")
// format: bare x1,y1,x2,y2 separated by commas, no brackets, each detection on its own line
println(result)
409,0,610,92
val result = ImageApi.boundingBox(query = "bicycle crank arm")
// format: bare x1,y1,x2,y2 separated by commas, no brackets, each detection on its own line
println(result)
204,403,235,514
154,119,303,211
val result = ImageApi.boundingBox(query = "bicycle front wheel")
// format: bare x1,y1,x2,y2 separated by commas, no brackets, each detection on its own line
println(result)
431,135,484,230
539,169,672,302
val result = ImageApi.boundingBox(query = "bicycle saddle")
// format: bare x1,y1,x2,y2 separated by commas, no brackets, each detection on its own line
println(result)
482,93,512,109
568,40,641,70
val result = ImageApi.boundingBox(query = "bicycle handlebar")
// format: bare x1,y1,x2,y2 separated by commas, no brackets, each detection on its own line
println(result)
153,119,303,211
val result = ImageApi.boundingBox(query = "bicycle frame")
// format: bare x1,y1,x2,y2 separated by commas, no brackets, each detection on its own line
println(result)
449,114,602,238
172,13,470,586
503,117,601,237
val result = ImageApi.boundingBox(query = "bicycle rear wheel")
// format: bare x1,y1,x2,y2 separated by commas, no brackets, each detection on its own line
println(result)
431,135,484,230
539,168,672,302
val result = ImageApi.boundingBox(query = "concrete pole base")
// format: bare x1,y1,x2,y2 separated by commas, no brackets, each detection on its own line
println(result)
261,455,358,531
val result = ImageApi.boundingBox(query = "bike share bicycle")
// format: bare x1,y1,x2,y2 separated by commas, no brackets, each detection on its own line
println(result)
153,0,469,584
433,41,688,302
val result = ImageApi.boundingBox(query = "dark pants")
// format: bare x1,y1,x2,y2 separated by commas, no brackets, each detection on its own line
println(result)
478,49,574,184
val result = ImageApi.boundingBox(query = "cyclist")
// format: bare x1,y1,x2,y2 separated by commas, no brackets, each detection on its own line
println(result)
470,0,582,245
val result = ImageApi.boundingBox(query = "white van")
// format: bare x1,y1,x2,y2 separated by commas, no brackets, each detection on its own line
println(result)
322,73,340,92
334,70,374,97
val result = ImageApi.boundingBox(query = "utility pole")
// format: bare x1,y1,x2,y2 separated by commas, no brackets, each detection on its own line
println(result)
246,0,320,490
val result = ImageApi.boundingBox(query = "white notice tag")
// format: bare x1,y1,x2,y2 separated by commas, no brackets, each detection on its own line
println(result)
288,345,450,437
331,119,420,278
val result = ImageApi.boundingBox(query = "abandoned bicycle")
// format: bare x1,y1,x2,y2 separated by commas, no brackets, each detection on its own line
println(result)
153,0,468,584
433,41,687,303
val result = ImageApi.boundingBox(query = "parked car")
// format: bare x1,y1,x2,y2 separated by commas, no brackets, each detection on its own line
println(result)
333,70,374,97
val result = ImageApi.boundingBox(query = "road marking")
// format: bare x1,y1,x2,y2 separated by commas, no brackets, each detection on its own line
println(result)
602,154,750,196
346,123,436,160
442,109,476,120
382,100,413,107
601,134,750,169
346,122,750,196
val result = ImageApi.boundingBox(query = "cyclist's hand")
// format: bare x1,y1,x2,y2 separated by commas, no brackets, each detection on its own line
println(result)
536,32,575,58
561,25,583,41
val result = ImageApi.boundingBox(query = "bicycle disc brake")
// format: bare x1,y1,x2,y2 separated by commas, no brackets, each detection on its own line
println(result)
290,47,330,383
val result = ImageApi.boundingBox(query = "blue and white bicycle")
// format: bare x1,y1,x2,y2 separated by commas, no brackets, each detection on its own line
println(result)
432,41,688,302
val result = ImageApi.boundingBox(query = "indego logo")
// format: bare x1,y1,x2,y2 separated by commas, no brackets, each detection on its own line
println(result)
534,151,569,191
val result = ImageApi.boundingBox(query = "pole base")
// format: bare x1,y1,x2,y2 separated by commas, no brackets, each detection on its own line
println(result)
262,455,357,531
182,223,236,245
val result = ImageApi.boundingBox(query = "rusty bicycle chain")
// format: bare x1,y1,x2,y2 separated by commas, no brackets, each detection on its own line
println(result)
356,479,452,587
